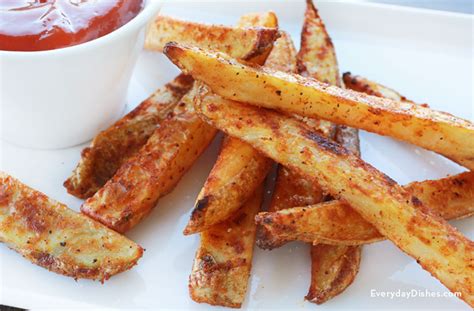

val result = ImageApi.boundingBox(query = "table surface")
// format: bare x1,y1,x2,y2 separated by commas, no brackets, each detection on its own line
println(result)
1,0,472,310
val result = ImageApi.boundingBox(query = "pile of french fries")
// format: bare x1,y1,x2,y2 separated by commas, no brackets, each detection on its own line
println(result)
1,0,472,308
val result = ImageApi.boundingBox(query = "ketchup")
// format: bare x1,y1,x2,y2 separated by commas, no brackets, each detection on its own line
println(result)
0,0,143,51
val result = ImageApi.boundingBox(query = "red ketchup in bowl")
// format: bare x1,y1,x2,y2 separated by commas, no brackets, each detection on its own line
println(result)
0,0,143,51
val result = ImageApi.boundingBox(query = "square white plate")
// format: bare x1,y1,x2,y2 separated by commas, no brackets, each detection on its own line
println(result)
1,0,472,309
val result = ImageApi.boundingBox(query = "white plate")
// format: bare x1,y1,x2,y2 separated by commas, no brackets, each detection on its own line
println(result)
1,1,472,310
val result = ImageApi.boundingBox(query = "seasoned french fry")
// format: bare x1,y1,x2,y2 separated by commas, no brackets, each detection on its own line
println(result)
256,171,474,245
342,72,416,104
303,1,361,304
81,88,218,233
307,244,361,303
82,19,280,233
183,13,279,236
184,136,271,235
259,0,341,250
0,172,143,281
185,24,293,236
189,185,264,308
188,13,276,308
297,0,340,87
193,90,474,306
164,43,474,170
64,74,194,199
307,127,361,304
145,15,279,62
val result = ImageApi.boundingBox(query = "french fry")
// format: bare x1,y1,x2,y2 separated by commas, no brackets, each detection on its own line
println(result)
256,171,474,245
183,13,280,235
307,244,361,303
307,127,361,304
303,1,361,304
81,88,217,233
164,43,474,170
259,0,341,250
184,136,271,235
145,15,279,62
189,185,264,308
342,72,416,104
64,74,194,199
193,89,474,306
0,172,143,281
184,25,294,236
82,17,280,233
188,13,276,308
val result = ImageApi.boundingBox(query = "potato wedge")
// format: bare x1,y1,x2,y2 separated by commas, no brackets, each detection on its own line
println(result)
81,88,218,233
194,90,474,306
64,74,194,199
188,13,275,308
307,244,361,304
256,171,474,245
302,1,361,304
189,185,264,308
164,43,474,170
183,12,279,236
82,20,280,233
307,126,361,304
185,28,294,236
184,136,271,235
145,15,279,62
259,0,342,250
343,72,416,104
0,172,143,281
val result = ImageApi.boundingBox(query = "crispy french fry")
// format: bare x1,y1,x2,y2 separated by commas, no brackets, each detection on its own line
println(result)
193,89,474,306
81,88,218,233
188,13,276,308
259,0,341,250
164,43,474,170
185,23,293,235
183,13,279,236
82,19,280,233
307,244,361,303
145,15,279,62
307,127,361,304
184,136,271,235
256,171,474,245
189,185,264,308
0,172,143,281
342,72,416,103
303,1,361,304
64,74,194,199
298,0,340,87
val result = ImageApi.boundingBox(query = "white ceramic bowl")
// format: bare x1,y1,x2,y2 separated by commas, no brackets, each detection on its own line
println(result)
0,0,163,149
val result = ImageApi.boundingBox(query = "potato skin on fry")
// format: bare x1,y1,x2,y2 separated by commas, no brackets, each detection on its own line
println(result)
0,172,143,281
188,13,276,308
306,244,361,304
164,43,474,170
194,91,474,306
145,15,279,61
189,186,264,308
256,170,474,245
64,74,194,199
184,13,278,236
343,72,415,103
184,136,271,235
299,1,360,304
81,90,217,233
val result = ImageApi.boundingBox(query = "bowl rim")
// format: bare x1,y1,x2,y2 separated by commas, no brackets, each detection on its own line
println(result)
0,0,162,57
